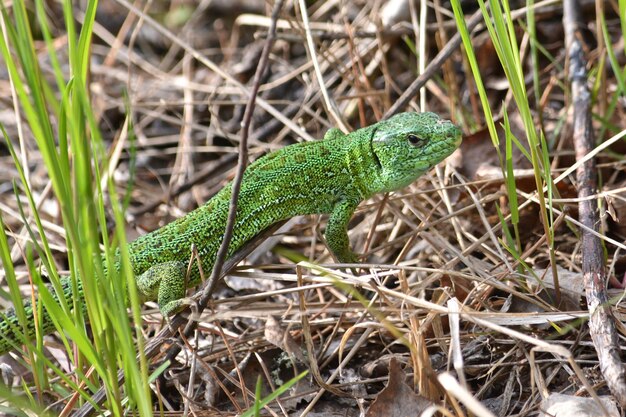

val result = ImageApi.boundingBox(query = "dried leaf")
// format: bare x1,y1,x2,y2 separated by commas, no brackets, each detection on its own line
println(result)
365,358,432,417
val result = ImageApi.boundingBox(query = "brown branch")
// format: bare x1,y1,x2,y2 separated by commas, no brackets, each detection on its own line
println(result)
563,0,626,407
161,0,285,377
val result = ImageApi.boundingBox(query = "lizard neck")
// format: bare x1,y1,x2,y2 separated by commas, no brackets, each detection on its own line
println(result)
343,130,384,200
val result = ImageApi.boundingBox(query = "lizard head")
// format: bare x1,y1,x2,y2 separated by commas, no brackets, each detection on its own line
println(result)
368,112,461,193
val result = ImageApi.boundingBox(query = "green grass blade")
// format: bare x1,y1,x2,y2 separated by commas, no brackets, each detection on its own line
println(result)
449,1,501,160
240,371,309,417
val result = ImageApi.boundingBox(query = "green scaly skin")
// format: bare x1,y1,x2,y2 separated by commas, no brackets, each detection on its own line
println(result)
0,112,462,354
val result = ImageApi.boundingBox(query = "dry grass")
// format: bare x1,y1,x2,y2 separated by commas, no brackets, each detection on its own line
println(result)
1,0,625,416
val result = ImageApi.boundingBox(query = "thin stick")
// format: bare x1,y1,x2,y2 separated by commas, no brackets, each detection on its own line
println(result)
164,0,285,365
564,0,626,408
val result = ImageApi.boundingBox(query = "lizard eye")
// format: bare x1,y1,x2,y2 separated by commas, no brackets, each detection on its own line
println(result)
407,134,427,148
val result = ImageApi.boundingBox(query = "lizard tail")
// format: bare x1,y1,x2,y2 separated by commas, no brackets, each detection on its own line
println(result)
0,277,77,355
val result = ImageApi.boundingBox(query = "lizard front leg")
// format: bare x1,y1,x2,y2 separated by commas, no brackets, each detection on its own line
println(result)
136,261,190,316
325,197,361,265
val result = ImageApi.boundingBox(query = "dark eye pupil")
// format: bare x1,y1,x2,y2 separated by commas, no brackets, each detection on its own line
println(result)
408,134,426,147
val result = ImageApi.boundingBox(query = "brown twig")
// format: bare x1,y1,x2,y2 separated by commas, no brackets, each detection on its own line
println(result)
160,0,284,374
160,0,284,375
563,0,626,407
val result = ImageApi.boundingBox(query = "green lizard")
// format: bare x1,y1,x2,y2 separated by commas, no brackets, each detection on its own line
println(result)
0,112,461,355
